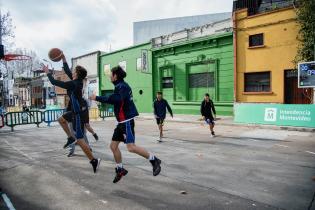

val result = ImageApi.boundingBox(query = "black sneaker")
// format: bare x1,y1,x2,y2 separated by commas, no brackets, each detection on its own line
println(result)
63,137,76,149
211,131,215,136
67,150,74,157
113,167,128,183
150,157,161,176
93,133,99,141
90,158,101,173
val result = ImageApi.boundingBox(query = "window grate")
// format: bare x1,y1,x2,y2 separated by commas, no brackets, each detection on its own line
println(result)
249,33,264,47
189,72,214,88
244,72,270,92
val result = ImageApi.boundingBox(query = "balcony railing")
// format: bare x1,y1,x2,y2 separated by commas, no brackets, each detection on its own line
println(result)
233,0,297,16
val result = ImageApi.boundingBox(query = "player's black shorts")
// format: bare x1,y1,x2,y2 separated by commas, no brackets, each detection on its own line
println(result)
62,111,87,139
62,111,72,123
112,119,135,144
156,117,165,125
62,110,89,124
205,117,215,125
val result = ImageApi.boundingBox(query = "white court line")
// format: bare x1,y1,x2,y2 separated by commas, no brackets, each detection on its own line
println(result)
275,144,289,148
2,193,16,210
305,151,315,155
4,140,34,161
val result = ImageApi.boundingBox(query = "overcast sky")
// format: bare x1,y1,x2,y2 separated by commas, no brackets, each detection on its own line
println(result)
2,0,232,62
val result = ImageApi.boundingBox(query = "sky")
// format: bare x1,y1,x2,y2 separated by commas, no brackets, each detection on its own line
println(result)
2,0,232,63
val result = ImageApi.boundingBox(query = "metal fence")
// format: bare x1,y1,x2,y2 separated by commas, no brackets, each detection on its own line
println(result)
5,111,43,131
99,109,114,120
0,108,114,131
43,109,66,126
0,114,4,128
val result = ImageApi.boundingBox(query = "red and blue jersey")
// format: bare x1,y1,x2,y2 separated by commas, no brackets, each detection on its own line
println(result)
96,80,139,123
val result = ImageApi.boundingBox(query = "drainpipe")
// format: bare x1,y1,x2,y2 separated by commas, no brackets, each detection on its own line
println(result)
233,11,238,104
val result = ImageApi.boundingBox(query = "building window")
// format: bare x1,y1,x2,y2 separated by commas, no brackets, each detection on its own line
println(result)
119,61,127,72
189,72,215,88
162,77,173,88
244,72,271,92
104,64,111,76
136,58,142,71
249,33,264,47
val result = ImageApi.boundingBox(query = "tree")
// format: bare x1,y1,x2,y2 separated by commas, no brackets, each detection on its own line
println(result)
0,10,16,78
0,10,15,51
295,0,315,63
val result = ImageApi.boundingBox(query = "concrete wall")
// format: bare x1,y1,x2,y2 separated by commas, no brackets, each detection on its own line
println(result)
72,51,100,108
134,13,231,45
152,18,232,48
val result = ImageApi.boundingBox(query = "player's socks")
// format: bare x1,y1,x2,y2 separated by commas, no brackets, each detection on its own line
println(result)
63,136,76,149
90,158,101,173
113,167,128,183
150,156,161,176
93,133,99,141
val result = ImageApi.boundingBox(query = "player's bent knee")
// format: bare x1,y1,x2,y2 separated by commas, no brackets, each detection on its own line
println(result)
110,142,119,152
58,116,66,123
126,144,136,153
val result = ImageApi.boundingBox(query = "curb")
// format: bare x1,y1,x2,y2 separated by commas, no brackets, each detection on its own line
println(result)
137,117,315,132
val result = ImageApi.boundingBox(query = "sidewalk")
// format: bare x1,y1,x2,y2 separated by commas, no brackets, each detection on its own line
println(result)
138,113,315,132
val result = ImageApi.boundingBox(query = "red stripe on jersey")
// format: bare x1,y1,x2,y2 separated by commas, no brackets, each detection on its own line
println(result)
118,101,126,121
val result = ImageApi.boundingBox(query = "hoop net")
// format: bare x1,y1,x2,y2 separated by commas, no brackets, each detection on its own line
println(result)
3,54,32,61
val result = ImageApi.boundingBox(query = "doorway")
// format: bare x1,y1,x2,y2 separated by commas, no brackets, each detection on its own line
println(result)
284,70,313,104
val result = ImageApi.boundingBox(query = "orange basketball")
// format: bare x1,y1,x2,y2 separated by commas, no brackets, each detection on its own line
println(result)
48,48,63,62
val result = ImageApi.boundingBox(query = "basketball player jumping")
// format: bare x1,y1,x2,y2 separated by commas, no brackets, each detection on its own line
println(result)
90,66,162,183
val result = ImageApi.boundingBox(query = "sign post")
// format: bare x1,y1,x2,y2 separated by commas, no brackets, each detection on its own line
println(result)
298,61,315,88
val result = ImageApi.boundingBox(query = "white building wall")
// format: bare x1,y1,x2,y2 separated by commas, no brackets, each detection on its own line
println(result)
72,52,100,108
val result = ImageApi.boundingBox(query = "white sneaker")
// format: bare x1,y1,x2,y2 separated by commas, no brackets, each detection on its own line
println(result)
157,137,163,142
210,134,214,138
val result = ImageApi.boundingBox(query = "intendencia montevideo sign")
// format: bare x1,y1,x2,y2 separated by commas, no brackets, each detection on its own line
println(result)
298,61,315,88
235,103,315,128
264,105,314,127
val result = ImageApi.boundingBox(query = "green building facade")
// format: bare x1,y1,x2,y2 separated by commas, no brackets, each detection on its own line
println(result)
152,32,234,115
99,32,234,115
99,43,153,113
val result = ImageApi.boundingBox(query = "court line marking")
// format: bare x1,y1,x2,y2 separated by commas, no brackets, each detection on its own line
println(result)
275,144,289,148
2,193,16,210
4,140,34,161
305,151,315,155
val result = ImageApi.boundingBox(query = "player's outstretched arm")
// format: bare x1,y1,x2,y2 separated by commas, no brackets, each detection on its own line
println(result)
61,53,73,80
42,64,75,90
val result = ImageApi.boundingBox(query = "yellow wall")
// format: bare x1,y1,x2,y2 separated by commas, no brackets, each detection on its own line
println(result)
235,7,299,103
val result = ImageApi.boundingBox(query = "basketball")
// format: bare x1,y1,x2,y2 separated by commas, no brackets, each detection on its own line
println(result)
48,48,63,62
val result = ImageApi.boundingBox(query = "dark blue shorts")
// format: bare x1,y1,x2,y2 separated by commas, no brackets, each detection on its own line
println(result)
205,118,215,125
112,119,135,144
156,118,165,125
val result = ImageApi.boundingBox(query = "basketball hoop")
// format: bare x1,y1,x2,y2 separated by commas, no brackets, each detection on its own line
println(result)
3,54,32,61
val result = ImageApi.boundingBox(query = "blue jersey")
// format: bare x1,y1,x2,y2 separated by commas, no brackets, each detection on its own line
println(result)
96,80,139,122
